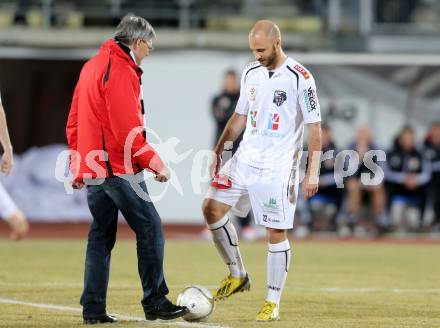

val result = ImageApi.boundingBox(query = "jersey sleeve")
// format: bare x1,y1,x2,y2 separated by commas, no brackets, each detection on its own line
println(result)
234,68,249,115
297,73,321,124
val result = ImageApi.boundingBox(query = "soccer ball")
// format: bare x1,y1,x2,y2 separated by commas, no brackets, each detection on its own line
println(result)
176,285,215,322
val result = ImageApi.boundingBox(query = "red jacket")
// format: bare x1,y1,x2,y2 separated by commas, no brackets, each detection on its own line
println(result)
66,39,164,182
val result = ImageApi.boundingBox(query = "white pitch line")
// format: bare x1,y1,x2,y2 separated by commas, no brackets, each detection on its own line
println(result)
0,297,229,328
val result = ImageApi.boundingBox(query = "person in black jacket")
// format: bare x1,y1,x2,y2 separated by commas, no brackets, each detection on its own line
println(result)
341,126,387,237
385,126,431,231
297,123,342,236
212,70,241,150
424,122,440,231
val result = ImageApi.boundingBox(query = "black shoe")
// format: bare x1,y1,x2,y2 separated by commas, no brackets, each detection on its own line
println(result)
144,301,189,321
83,313,118,324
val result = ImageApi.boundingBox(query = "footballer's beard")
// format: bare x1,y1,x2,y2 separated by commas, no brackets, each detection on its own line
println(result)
259,46,278,69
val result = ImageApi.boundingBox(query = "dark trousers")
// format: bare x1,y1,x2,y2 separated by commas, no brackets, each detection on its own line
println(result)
433,188,440,225
80,175,169,315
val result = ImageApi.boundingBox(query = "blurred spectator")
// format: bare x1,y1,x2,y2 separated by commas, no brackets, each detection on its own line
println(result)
295,123,343,238
385,126,431,232
211,69,242,150
423,122,440,231
340,126,387,237
203,69,257,241
376,0,420,23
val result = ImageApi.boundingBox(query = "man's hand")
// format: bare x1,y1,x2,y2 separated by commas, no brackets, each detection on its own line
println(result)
155,166,171,182
1,149,13,175
404,175,418,190
72,181,85,189
302,175,319,199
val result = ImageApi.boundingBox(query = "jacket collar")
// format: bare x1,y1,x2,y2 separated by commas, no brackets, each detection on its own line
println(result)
100,39,143,77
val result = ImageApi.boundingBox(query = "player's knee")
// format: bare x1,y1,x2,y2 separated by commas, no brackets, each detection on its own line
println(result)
202,199,223,222
266,228,287,244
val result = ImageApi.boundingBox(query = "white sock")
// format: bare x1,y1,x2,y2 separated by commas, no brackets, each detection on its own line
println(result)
209,215,246,278
266,239,291,306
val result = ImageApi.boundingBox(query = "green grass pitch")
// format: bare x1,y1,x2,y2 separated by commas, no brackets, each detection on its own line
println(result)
0,239,439,327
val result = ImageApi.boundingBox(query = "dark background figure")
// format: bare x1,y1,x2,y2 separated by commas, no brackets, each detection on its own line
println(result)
341,126,387,237
210,69,256,240
385,126,431,232
297,123,343,237
376,0,419,23
424,122,440,231
212,69,241,151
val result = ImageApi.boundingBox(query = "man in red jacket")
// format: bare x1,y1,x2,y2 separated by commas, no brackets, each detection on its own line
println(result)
66,15,188,324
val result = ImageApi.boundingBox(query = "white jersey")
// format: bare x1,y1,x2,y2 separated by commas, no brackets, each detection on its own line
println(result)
235,57,321,168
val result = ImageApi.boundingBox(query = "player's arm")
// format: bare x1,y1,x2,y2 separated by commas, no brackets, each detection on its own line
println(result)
0,99,14,175
214,112,246,154
211,68,249,176
212,113,246,176
297,70,322,198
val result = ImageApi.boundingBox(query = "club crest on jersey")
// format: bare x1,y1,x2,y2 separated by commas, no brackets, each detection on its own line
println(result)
273,90,287,107
267,113,279,130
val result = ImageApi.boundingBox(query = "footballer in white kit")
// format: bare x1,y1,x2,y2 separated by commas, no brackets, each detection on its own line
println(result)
203,20,322,322
207,56,321,230
0,92,29,240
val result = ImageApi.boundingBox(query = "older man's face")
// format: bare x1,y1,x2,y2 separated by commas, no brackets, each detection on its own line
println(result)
132,38,152,65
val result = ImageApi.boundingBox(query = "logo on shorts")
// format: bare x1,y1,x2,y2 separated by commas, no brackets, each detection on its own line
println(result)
264,197,279,210
273,90,287,106
262,214,280,223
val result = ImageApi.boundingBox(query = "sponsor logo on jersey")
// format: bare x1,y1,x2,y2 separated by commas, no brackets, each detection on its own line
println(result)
293,64,310,79
304,86,317,112
250,128,284,138
273,90,287,106
250,110,258,127
267,113,279,130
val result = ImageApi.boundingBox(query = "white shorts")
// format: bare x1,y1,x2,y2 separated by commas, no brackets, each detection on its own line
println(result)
0,182,18,219
206,156,300,229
